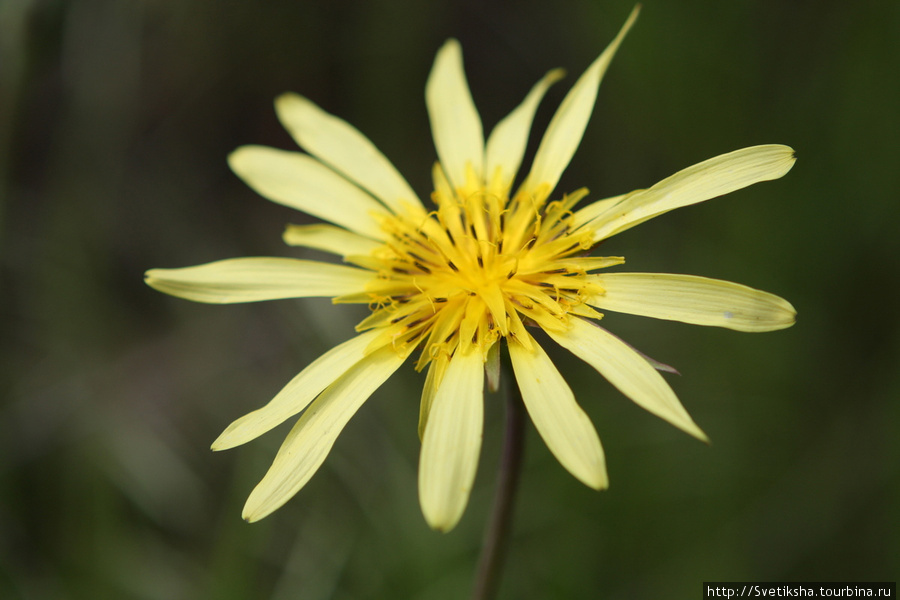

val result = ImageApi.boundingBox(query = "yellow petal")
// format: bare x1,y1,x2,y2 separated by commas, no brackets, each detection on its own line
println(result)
484,68,565,193
481,283,509,337
518,5,639,202
418,349,485,532
282,223,382,257
588,145,797,242
418,353,449,441
212,330,383,451
274,93,423,212
547,318,708,442
590,273,796,332
509,334,607,489
242,344,406,522
426,39,484,190
144,257,372,303
570,191,638,230
228,145,390,239
484,340,501,393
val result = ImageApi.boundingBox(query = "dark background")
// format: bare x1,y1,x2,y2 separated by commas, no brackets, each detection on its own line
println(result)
2,1,897,598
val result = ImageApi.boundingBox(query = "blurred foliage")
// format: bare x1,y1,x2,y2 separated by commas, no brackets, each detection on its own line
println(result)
1,0,898,598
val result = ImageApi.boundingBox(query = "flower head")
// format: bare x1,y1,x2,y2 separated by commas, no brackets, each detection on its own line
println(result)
146,6,795,532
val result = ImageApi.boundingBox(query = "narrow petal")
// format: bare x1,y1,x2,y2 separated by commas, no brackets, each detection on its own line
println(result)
484,340,501,393
518,6,639,202
547,318,708,442
274,93,423,212
587,145,797,242
426,39,484,190
481,283,509,337
418,349,485,532
418,353,449,441
509,334,607,489
570,191,637,230
242,344,407,522
144,257,373,303
591,273,796,332
282,223,383,257
228,145,390,239
484,68,565,192
212,330,383,450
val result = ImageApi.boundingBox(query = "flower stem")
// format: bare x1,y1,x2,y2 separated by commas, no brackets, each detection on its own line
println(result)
471,376,526,600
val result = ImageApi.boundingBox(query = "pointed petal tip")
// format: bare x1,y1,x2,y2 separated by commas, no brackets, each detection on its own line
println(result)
241,506,262,523
691,424,711,445
518,5,640,199
240,498,257,521
438,37,461,54
430,39,463,74
143,269,173,292
674,408,709,444
211,421,252,450
759,144,798,178
242,485,288,524
611,5,641,49
774,298,798,329
424,514,457,534
624,3,642,29
583,470,609,491
780,144,798,166
545,67,567,84
787,151,798,170
208,419,269,455
421,497,467,532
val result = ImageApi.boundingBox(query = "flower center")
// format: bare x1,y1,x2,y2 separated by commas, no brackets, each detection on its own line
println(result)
349,166,620,369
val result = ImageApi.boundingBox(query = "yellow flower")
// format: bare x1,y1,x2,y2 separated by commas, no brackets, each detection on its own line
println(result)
146,7,795,533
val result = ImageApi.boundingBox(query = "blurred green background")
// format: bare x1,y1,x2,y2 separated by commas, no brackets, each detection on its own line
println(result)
2,0,897,598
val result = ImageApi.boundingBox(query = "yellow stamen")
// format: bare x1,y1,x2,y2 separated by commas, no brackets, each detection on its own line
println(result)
345,166,618,368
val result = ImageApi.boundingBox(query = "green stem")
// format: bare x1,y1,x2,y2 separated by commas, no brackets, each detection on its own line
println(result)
471,375,526,600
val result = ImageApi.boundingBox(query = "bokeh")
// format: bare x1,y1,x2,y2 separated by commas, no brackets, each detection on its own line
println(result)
2,0,897,598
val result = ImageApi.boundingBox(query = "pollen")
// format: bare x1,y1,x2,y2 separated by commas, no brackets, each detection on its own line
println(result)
354,164,619,369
